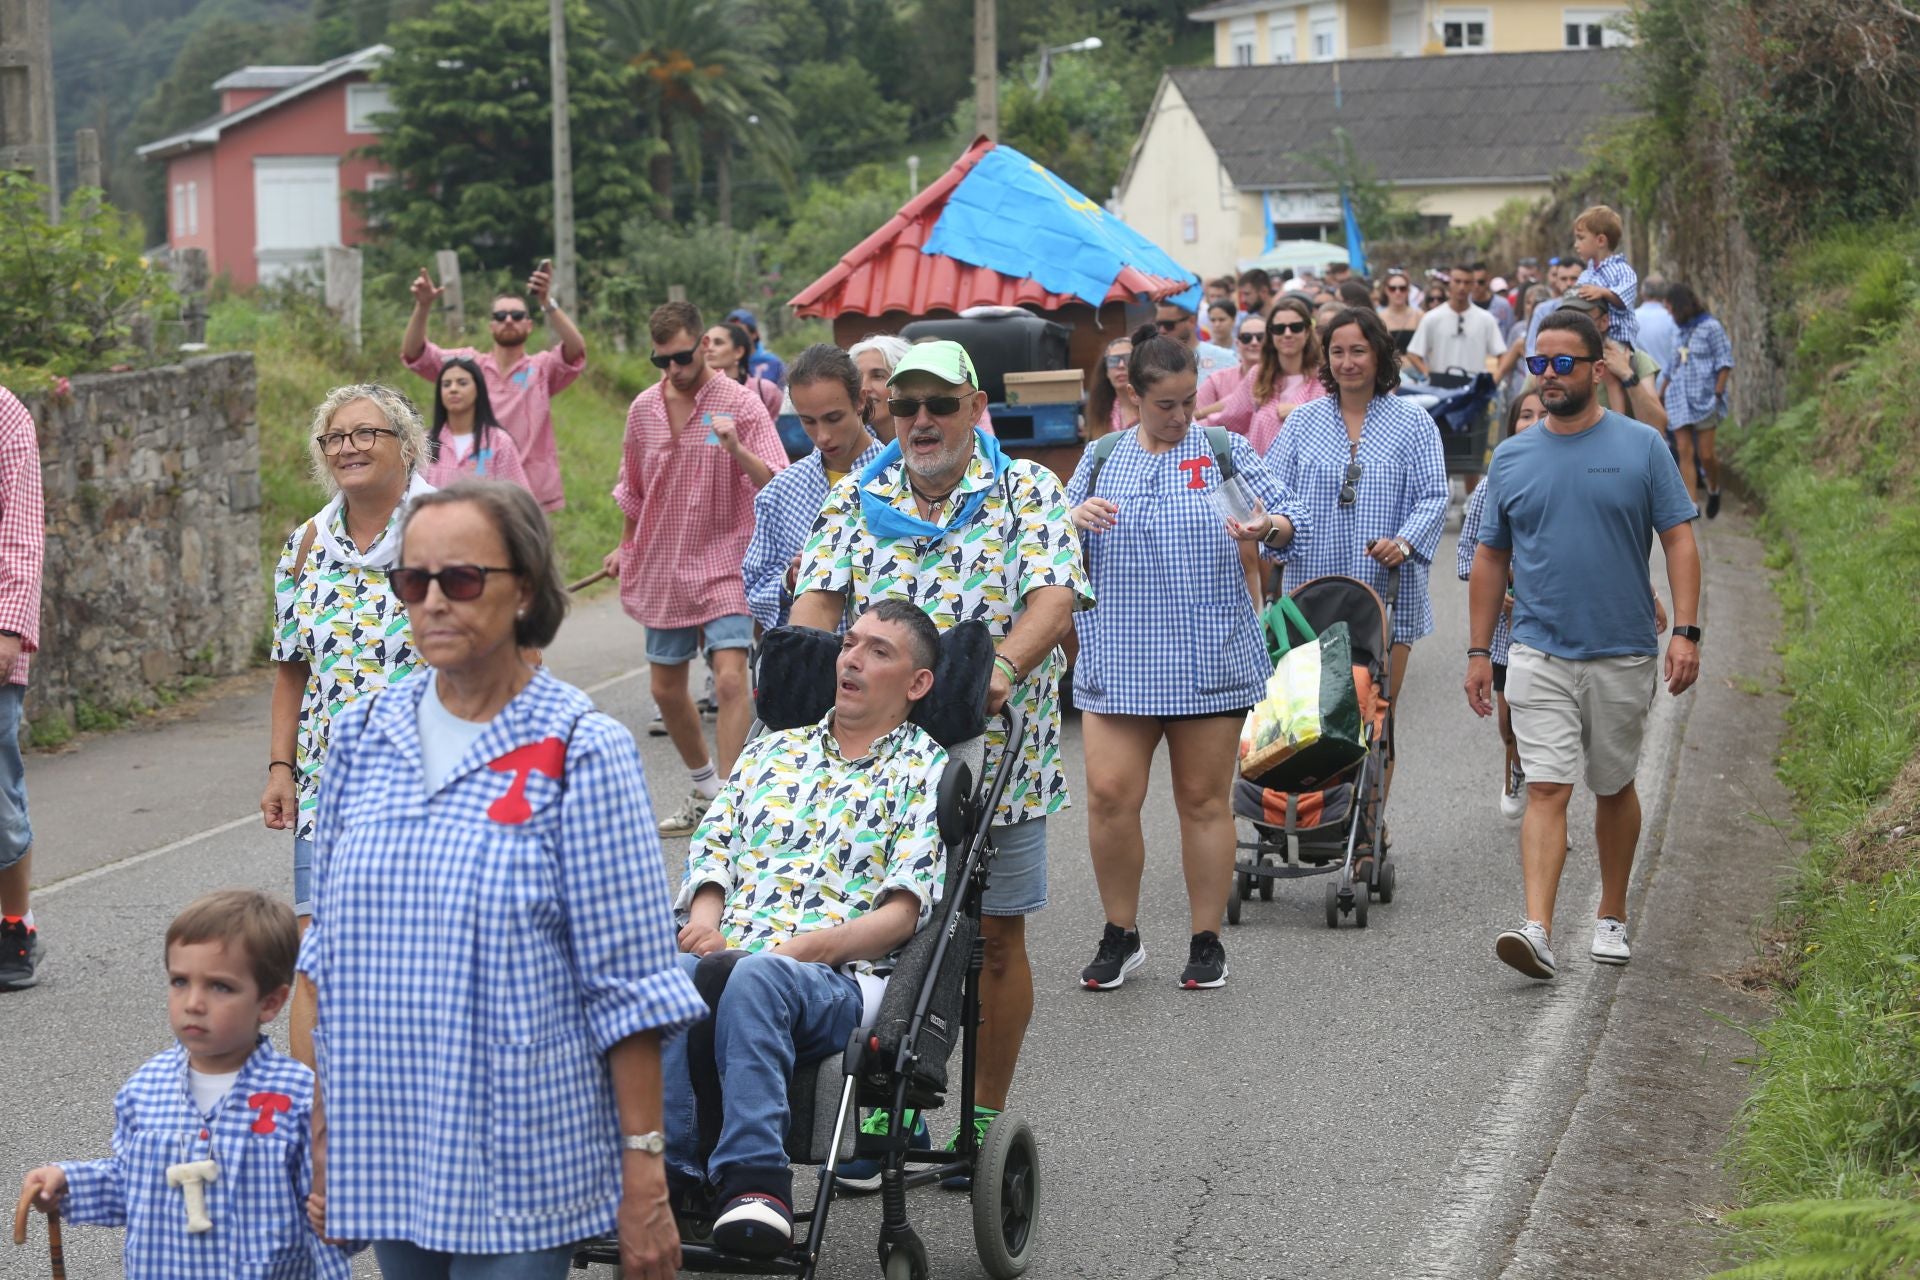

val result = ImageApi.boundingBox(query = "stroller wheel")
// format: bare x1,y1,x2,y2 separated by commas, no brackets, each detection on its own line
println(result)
1258,874,1274,902
1237,872,1255,901
1225,886,1242,927
1324,881,1341,929
1378,862,1396,905
1353,884,1369,928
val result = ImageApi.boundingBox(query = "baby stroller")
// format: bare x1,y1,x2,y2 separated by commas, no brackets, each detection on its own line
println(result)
1398,371,1498,479
1227,568,1398,929
573,621,1040,1279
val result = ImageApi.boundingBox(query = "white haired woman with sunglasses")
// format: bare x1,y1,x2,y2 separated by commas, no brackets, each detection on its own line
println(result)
261,383,435,1068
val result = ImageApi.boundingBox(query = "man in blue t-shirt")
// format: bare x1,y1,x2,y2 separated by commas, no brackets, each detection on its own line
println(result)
1465,308,1701,982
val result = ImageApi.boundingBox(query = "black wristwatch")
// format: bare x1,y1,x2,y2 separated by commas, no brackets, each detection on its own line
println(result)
1671,625,1702,643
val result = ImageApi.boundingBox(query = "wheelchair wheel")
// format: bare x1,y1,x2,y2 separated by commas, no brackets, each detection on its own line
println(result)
972,1112,1040,1278
1237,871,1255,900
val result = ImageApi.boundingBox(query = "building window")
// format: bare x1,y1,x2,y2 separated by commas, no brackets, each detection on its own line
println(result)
1269,16,1297,63
365,172,395,228
1440,7,1491,51
345,83,394,133
172,184,185,239
1563,7,1631,47
1229,18,1256,65
185,181,198,235
1308,2,1338,60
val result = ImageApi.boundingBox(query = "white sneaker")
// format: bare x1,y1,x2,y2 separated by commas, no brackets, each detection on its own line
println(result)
1498,761,1527,820
1495,921,1556,980
1590,916,1631,965
648,709,668,738
657,791,714,837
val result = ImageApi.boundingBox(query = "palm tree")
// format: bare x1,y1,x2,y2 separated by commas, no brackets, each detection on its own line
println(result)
595,0,796,224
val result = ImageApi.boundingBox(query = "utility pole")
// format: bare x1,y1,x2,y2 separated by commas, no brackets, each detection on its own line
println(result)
972,0,998,141
0,0,59,220
548,0,577,310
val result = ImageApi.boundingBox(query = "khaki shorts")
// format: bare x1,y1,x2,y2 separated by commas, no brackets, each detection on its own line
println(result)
1506,643,1658,796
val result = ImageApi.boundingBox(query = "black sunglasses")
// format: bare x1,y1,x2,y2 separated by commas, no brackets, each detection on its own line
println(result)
1524,354,1599,376
1338,459,1364,508
1386,283,1409,292
887,395,965,418
491,309,529,322
391,564,518,605
1270,320,1309,336
1236,331,1264,345
1155,318,1182,332
650,349,698,369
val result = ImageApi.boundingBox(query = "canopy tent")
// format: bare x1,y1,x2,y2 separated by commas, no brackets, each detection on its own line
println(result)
1241,239,1350,277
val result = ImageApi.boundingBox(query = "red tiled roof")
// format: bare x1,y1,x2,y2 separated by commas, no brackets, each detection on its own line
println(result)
788,137,1195,319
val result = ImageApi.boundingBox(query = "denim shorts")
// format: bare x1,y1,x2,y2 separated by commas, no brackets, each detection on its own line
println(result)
982,815,1047,917
645,613,755,665
0,685,34,872
293,836,315,918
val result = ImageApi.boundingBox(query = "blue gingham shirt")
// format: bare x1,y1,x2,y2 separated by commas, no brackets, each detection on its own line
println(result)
57,1040,352,1280
298,668,706,1254
742,439,883,631
1577,253,1640,345
1661,314,1733,427
1263,395,1449,644
1066,428,1309,715
1456,478,1513,666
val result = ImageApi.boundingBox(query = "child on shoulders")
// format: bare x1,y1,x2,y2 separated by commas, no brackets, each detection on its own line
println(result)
1572,204,1640,348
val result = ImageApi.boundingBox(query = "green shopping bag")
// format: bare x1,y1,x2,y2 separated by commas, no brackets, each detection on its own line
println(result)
1238,597,1368,791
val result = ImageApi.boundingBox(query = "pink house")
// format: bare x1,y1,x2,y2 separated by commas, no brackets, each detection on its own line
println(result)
137,45,392,287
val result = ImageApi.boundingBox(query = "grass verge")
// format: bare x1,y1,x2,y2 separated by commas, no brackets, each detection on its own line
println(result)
1712,222,1920,1273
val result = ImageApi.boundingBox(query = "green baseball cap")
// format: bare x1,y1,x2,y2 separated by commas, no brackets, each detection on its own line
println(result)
887,339,978,389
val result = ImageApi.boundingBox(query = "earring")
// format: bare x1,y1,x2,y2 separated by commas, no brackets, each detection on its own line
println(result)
516,608,527,619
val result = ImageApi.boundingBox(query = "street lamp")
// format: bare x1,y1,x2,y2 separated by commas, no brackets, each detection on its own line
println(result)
1033,36,1101,97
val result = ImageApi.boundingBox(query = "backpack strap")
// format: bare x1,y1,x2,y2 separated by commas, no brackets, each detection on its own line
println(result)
292,520,319,590
1084,430,1127,499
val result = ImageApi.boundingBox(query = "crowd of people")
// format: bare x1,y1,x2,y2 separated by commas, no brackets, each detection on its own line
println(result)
0,197,1728,1279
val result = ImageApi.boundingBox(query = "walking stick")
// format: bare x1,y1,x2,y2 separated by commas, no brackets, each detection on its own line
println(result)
12,1184,65,1280
567,569,609,594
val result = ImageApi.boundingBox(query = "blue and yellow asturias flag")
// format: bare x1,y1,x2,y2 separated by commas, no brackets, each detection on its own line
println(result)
923,143,1203,312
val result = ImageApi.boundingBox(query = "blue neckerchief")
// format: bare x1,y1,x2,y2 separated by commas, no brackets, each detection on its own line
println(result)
856,429,1011,541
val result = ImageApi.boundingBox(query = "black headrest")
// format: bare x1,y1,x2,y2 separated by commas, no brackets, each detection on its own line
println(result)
753,620,994,749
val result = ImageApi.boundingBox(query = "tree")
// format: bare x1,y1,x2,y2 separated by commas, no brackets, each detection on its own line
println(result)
596,0,797,224
767,163,912,292
784,60,911,175
308,0,434,60
366,0,651,272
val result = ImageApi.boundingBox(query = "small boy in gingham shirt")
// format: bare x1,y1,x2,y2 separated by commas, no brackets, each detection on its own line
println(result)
1571,204,1640,348
18,891,351,1279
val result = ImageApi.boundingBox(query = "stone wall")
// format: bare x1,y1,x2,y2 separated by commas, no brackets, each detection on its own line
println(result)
18,354,262,730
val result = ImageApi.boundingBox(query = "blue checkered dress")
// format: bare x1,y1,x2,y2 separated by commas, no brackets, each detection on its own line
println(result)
298,668,706,1254
1577,253,1640,346
58,1039,352,1280
1456,478,1512,666
742,439,883,630
1066,428,1309,715
1662,314,1733,427
1262,395,1450,644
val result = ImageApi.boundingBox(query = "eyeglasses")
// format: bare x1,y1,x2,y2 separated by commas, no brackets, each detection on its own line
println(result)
1236,331,1264,345
650,349,698,369
1103,354,1129,367
491,309,529,322
315,426,398,455
1524,354,1599,376
391,564,518,605
1271,320,1309,336
1338,459,1364,508
887,394,965,418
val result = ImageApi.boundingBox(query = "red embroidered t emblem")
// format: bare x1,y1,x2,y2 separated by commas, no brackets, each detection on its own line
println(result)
248,1092,292,1134
1178,457,1214,490
487,738,568,824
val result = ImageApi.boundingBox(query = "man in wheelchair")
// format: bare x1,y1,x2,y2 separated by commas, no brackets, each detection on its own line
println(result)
665,601,949,1258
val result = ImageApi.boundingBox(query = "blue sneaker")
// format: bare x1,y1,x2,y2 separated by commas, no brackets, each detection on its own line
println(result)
835,1108,929,1193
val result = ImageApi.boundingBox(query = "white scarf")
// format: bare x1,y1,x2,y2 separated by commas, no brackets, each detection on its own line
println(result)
310,472,437,569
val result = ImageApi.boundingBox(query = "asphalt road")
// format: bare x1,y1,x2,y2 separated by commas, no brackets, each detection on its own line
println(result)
0,497,1728,1280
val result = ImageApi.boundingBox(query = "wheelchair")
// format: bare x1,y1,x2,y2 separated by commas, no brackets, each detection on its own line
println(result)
573,621,1041,1279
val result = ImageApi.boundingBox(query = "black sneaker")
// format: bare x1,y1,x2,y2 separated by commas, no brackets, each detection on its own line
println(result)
1081,923,1144,990
1179,931,1227,989
1706,490,1721,519
0,918,41,991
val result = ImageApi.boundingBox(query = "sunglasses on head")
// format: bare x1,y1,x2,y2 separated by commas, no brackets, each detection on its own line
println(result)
1524,354,1599,376
491,309,529,322
650,349,698,369
887,394,965,418
1270,320,1309,336
390,564,518,605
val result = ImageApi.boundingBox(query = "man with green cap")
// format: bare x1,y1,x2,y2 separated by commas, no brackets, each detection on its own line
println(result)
790,339,1089,1182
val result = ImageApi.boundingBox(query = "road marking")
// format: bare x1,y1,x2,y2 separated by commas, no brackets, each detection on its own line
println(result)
35,666,653,898
36,814,259,898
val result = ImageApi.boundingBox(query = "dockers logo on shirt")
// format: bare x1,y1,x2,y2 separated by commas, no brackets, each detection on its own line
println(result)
248,1092,293,1134
1177,457,1215,490
487,738,568,824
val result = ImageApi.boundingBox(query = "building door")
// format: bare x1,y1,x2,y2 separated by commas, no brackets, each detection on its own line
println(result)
254,156,341,283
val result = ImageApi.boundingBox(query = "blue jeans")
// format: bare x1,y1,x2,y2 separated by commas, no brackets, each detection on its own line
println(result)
371,1241,573,1280
663,950,863,1191
292,836,315,917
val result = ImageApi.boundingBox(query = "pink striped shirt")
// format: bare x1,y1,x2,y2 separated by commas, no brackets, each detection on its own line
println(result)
0,389,43,687
1248,374,1331,455
612,374,788,629
1198,365,1250,426
403,340,586,512
419,426,534,492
